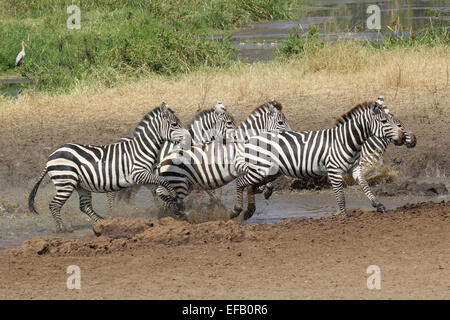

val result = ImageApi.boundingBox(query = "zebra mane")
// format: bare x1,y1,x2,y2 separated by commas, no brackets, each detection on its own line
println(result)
250,100,283,115
187,108,235,130
334,101,375,127
133,105,177,135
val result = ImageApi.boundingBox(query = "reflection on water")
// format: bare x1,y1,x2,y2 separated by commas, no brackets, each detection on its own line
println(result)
1,182,448,250
226,0,449,62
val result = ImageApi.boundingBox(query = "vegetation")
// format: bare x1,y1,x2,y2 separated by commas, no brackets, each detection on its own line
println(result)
0,0,302,93
280,11,448,59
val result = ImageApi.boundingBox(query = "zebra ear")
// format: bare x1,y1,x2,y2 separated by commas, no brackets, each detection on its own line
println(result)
159,102,170,118
373,104,381,115
214,102,226,114
265,102,275,115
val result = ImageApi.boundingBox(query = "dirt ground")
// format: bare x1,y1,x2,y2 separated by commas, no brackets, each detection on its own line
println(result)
0,201,448,299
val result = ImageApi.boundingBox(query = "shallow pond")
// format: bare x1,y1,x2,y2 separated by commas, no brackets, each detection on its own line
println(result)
225,0,449,62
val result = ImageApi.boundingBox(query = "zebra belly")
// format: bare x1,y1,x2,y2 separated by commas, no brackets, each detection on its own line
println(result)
159,141,238,191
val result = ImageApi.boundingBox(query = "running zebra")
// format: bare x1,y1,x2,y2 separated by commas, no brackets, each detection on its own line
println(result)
351,114,416,212
28,102,186,232
107,102,237,208
261,109,417,211
155,100,291,214
232,98,405,219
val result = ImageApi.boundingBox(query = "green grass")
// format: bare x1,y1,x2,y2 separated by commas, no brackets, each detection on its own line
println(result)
0,0,302,93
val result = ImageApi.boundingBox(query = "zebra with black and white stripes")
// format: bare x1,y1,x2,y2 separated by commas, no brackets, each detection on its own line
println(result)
261,109,417,213
28,102,186,232
232,98,405,219
348,114,416,212
107,102,237,208
155,100,291,215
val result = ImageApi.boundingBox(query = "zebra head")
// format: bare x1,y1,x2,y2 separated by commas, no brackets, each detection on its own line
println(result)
134,102,185,145
264,100,291,132
369,99,405,145
158,102,186,143
391,116,416,148
242,100,291,138
187,102,237,143
211,102,237,139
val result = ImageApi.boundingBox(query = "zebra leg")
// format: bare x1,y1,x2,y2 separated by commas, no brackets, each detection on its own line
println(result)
132,170,179,200
230,183,245,219
262,182,274,200
243,186,256,220
155,185,187,220
127,186,139,206
255,183,273,199
205,190,219,203
77,189,104,223
351,166,386,212
106,192,116,212
328,172,347,216
49,183,75,232
231,175,254,219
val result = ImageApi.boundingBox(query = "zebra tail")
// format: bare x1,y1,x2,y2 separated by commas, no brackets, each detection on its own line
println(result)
28,167,48,215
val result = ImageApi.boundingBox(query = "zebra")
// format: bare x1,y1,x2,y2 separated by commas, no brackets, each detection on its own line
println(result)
106,102,237,209
261,112,417,211
154,100,291,215
350,115,416,211
231,97,405,219
28,102,186,232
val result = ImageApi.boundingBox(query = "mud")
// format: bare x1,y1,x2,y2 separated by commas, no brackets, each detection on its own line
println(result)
1,201,449,299
4,201,448,258
374,180,448,197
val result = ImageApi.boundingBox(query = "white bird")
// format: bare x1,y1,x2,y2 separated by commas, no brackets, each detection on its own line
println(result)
15,41,29,67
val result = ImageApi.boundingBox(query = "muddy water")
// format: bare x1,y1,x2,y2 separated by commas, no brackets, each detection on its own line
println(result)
226,0,449,62
1,182,449,251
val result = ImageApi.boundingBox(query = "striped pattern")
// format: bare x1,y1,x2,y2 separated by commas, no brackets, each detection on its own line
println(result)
28,103,185,232
108,103,237,208
155,101,291,214
232,98,406,219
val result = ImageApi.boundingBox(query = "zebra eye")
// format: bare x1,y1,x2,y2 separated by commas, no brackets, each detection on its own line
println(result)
278,120,284,125
171,122,178,127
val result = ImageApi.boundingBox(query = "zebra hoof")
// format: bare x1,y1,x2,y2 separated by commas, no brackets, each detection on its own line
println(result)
230,206,242,219
376,204,386,213
244,204,256,220
55,225,73,233
263,188,273,200
176,213,188,221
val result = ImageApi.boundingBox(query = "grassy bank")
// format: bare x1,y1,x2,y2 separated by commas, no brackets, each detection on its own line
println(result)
0,0,301,92
1,44,447,115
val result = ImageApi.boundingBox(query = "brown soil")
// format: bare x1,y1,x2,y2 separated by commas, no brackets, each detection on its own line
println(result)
1,201,449,299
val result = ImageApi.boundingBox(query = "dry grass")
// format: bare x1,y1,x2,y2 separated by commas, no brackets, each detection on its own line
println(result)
1,44,448,126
